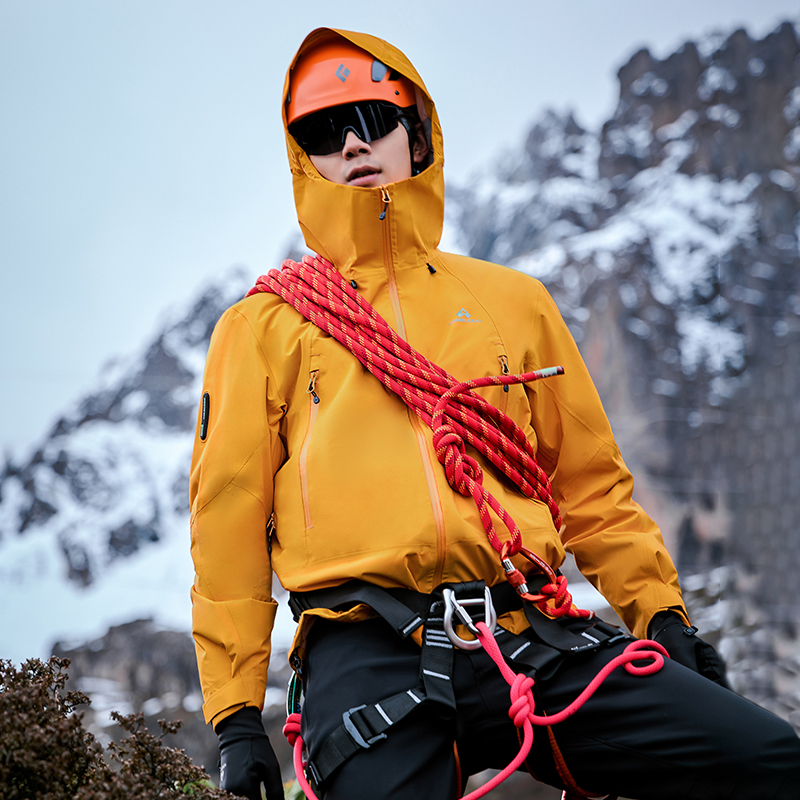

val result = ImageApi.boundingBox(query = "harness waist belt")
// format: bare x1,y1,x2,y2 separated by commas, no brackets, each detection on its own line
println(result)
291,580,630,789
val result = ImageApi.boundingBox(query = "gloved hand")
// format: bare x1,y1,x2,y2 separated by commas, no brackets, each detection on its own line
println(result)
648,610,731,690
216,706,284,800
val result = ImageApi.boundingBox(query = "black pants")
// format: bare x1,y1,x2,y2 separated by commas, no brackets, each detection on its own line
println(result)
301,617,800,799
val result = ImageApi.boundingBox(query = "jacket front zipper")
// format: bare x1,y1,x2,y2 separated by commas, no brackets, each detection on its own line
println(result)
299,369,319,529
380,188,447,587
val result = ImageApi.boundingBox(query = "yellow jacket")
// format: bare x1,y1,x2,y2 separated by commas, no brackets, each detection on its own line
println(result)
190,28,687,726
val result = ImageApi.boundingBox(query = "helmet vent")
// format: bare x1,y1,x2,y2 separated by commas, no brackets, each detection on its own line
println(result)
371,59,388,82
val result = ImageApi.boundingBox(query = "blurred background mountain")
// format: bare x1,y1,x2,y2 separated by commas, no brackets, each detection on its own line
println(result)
2,18,800,797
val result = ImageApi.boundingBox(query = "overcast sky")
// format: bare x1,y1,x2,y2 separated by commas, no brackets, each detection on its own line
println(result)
2,0,798,456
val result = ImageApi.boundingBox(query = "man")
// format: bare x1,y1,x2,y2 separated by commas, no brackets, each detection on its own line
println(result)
190,28,800,799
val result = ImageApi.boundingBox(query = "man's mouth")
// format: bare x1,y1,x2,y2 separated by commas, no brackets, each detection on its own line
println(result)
347,166,381,184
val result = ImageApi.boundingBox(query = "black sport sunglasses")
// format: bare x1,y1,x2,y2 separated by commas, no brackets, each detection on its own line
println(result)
289,101,411,157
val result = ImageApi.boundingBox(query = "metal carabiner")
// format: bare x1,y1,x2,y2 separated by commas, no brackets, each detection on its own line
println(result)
286,671,303,717
442,586,497,650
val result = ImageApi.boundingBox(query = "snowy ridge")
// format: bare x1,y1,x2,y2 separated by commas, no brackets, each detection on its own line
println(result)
449,21,800,407
453,116,761,380
0,266,299,663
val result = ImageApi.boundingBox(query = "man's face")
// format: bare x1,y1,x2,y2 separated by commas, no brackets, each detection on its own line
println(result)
309,124,413,187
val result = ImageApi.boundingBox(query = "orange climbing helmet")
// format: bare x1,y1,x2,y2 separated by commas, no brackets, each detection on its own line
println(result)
286,37,417,125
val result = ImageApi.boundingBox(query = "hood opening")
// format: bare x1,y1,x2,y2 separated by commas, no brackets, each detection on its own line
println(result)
283,28,445,269
284,28,440,175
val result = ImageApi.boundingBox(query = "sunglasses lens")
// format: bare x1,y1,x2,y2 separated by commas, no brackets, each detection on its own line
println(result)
291,102,403,156
361,103,400,141
294,114,341,156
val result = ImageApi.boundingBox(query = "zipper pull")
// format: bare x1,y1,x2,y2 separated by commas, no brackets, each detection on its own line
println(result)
266,513,276,554
379,185,391,220
499,355,510,393
307,370,320,404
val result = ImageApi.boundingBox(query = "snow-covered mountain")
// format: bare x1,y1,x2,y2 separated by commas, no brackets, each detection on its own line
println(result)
2,18,800,726
449,22,799,540
446,20,800,717
0,267,295,663
451,22,800,395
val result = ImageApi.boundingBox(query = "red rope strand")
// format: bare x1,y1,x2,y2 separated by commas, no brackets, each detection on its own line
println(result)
247,253,592,617
261,255,667,800
282,627,670,800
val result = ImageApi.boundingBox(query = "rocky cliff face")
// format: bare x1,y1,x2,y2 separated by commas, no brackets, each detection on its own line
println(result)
450,20,800,722
0,274,236,581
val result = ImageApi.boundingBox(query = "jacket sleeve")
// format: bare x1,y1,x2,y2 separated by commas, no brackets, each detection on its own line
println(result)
189,304,286,725
524,283,687,638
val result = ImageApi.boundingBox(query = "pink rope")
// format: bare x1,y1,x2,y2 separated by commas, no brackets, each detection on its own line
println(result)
282,628,668,800
457,623,668,800
284,712,320,800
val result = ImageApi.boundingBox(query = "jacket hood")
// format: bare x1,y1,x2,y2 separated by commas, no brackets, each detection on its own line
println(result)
283,29,445,272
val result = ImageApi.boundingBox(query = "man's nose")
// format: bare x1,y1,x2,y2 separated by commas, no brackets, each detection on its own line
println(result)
342,130,371,158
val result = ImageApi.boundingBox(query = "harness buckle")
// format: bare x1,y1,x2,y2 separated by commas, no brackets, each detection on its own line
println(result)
342,705,387,749
442,586,497,650
306,761,322,788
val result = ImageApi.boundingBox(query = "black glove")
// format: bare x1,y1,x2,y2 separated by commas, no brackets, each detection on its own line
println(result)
216,706,284,800
648,611,731,690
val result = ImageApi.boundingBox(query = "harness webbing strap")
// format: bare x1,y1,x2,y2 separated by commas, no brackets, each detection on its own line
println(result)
419,602,457,709
306,688,424,786
288,581,425,638
291,581,629,788
302,594,457,786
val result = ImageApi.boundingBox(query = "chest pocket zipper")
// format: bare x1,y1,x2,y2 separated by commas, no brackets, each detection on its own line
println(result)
498,355,510,393
307,370,320,404
299,369,320,529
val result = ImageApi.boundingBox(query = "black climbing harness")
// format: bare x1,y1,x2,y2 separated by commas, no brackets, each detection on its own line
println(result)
286,578,629,789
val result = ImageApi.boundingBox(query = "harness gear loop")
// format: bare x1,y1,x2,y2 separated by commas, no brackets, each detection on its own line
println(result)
286,672,303,717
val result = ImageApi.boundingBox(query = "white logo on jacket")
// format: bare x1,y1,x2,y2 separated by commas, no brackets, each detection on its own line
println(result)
449,308,482,326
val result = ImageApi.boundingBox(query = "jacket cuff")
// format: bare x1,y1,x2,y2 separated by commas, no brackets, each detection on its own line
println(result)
202,675,258,725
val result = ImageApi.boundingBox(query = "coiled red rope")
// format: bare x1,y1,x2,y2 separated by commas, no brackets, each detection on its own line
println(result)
256,255,669,799
247,254,590,615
